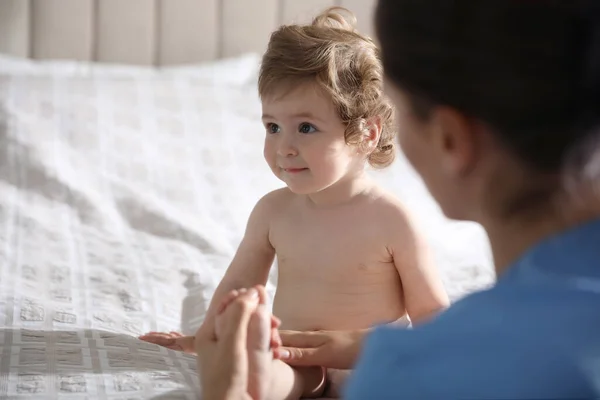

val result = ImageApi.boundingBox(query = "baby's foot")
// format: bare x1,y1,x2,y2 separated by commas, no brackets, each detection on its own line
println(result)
215,288,249,337
216,286,273,400
216,288,282,349
138,331,196,354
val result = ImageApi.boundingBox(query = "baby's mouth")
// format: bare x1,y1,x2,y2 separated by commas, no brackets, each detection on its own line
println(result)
282,168,308,173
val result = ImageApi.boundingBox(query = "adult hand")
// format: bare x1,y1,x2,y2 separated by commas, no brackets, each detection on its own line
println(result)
194,286,276,400
275,328,370,370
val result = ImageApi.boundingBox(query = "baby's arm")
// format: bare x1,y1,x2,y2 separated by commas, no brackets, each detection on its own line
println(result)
385,204,450,325
202,190,280,324
140,191,280,350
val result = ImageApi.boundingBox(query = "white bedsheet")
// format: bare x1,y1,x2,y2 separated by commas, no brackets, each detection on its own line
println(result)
0,54,494,399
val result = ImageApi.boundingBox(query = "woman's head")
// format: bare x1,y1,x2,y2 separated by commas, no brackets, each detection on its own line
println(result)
259,7,395,170
375,0,600,221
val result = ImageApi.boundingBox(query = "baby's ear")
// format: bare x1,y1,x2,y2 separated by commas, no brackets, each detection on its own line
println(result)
363,116,382,149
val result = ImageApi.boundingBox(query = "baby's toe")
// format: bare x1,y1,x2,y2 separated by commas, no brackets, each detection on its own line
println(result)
217,289,242,314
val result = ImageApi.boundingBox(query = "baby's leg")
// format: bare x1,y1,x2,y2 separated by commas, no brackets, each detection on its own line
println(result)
318,319,408,397
322,369,352,398
265,363,326,400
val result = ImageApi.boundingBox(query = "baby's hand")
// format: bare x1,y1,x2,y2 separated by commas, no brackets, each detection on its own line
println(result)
139,288,282,355
138,331,197,353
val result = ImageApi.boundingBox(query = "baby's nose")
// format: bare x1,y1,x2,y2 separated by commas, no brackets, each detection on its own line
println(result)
277,137,298,157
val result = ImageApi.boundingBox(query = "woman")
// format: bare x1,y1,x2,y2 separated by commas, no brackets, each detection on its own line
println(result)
196,0,600,398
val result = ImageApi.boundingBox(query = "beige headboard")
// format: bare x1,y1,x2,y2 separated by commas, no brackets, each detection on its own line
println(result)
0,0,376,66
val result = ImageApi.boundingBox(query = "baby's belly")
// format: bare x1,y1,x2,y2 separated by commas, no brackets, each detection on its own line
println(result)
272,280,405,331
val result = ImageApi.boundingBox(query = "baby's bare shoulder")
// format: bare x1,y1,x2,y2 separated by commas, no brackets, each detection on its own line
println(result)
243,187,297,245
368,187,412,219
253,187,297,218
260,187,295,206
365,186,421,239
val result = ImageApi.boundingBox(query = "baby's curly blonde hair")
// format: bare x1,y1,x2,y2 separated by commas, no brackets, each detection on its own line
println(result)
258,7,396,168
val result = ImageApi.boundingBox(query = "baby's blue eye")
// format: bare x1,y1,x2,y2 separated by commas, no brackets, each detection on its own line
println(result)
267,123,280,134
299,123,317,134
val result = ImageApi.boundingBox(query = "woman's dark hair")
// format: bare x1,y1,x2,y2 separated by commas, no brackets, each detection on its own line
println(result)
376,0,600,172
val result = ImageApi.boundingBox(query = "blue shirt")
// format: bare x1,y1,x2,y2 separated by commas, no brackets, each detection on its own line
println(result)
345,218,600,399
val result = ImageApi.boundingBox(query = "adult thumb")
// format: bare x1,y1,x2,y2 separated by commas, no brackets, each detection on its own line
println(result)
274,346,319,367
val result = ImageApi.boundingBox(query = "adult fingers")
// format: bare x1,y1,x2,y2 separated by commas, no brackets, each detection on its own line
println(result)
271,328,282,349
272,315,281,327
275,331,325,365
273,346,321,366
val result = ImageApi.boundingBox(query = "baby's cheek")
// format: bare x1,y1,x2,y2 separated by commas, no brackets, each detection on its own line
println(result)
326,152,355,174
263,156,278,173
263,142,276,163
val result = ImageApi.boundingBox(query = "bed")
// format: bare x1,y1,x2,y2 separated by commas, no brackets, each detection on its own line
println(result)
0,1,495,398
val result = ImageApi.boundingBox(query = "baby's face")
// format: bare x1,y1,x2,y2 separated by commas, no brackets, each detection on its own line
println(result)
261,83,364,194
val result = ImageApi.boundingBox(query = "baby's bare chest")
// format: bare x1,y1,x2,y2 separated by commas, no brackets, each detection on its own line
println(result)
269,208,405,330
270,211,394,281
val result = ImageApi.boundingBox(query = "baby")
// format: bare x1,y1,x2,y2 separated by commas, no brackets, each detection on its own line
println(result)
140,7,449,399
